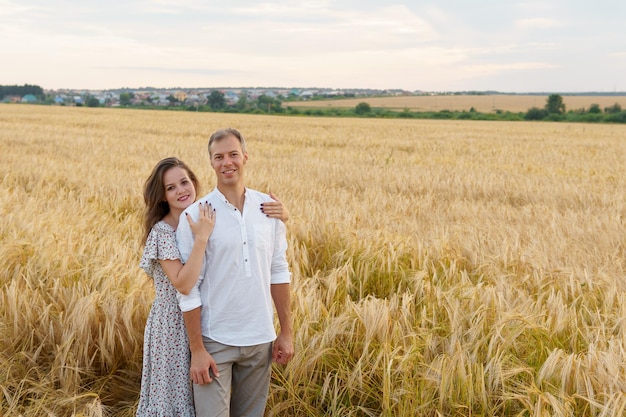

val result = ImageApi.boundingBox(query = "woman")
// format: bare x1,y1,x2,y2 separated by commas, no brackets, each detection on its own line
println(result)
137,157,289,416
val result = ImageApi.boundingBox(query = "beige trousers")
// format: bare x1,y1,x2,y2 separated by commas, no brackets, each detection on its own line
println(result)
193,338,273,417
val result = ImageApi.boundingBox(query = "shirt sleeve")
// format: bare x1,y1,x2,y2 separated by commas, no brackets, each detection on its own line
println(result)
270,218,291,284
176,207,194,263
176,206,203,312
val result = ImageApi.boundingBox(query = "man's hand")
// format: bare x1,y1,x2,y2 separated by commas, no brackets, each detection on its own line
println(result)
190,348,220,385
272,331,294,365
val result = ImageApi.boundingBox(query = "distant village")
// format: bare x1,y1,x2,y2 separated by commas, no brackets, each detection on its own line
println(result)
4,84,626,123
4,84,625,107
5,87,417,107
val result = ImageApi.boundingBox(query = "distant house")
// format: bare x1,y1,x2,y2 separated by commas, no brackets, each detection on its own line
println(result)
53,96,65,105
155,95,170,106
185,94,205,106
21,94,38,103
224,91,239,105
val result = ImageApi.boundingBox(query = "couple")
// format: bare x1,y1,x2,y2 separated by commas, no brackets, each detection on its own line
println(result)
137,128,294,416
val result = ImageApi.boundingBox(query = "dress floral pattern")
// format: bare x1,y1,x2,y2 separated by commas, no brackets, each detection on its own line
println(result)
137,221,195,417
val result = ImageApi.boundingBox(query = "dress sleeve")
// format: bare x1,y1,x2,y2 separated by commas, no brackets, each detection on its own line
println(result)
139,222,181,278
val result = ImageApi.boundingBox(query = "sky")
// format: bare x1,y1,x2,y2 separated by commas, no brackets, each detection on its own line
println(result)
2,0,625,93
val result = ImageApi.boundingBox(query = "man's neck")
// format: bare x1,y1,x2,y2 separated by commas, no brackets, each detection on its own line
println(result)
218,184,246,212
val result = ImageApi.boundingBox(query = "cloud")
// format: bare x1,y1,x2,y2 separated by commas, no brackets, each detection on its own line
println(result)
0,0,31,16
465,61,559,74
1,0,622,91
515,17,563,29
514,2,554,12
100,66,243,77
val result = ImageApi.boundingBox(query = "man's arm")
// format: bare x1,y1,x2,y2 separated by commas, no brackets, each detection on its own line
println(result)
183,307,219,384
269,215,294,365
271,283,293,364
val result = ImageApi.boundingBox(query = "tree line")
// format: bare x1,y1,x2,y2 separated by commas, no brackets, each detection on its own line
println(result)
0,84,45,99
524,94,624,121
4,85,625,124
93,91,626,124
132,92,626,124
344,94,626,123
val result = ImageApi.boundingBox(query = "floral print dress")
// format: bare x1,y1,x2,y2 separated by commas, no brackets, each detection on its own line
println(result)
137,221,195,416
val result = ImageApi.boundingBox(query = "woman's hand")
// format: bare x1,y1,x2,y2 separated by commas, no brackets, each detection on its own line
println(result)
260,192,290,222
187,202,215,243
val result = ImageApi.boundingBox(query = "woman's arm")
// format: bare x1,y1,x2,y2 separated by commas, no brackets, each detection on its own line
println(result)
160,202,214,295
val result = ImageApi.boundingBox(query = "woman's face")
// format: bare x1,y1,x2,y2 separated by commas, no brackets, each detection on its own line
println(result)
162,166,196,211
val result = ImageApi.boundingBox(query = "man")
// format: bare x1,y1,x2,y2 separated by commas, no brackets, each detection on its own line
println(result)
177,128,294,417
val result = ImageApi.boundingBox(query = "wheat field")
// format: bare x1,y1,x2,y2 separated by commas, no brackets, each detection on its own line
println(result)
1,105,625,416
285,95,626,113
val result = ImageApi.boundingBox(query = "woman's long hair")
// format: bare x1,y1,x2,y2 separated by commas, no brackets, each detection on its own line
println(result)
142,157,200,243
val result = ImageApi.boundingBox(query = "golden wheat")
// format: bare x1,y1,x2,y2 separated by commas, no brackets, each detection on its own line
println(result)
1,105,625,416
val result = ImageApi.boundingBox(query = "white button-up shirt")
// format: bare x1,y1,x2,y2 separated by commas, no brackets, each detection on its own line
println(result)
176,187,291,346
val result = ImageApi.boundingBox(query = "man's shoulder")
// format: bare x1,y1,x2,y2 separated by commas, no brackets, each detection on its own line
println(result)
245,188,271,202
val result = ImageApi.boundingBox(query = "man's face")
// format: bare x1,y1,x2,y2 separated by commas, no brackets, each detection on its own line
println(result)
209,134,248,187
